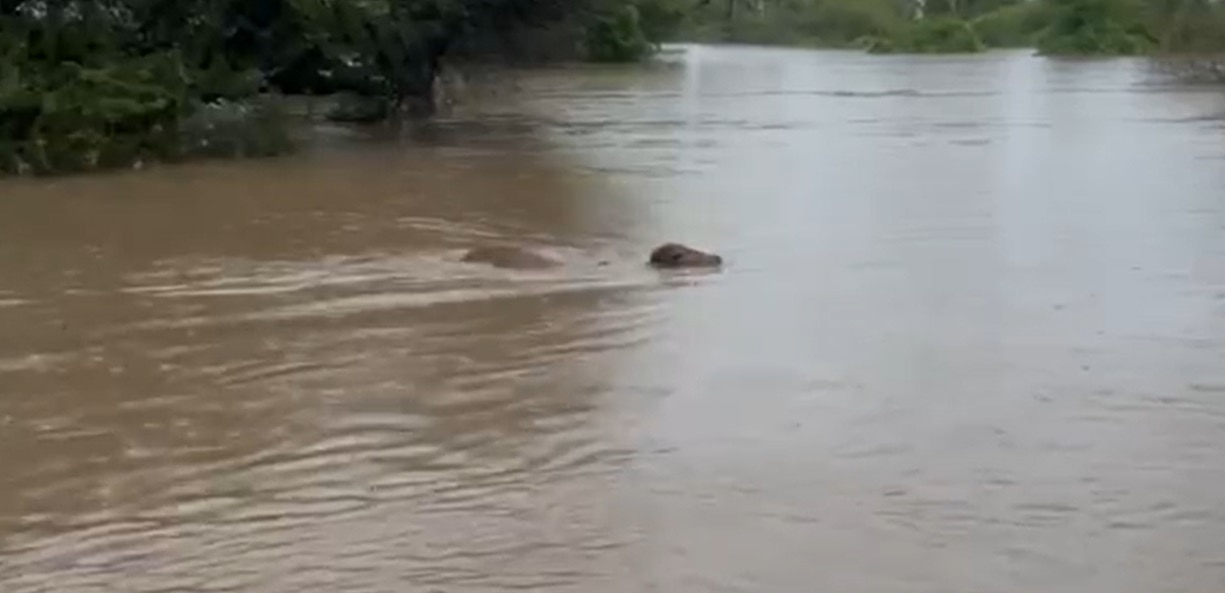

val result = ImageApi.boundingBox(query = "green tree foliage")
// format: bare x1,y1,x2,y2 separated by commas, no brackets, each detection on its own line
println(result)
1035,0,1156,54
0,10,193,174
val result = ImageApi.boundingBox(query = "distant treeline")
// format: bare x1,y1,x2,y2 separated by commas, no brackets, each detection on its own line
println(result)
651,0,1225,55
0,0,668,176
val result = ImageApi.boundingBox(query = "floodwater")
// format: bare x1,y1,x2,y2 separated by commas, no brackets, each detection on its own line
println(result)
2,45,1225,593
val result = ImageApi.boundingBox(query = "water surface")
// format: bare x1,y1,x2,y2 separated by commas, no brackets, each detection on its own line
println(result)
2,46,1225,593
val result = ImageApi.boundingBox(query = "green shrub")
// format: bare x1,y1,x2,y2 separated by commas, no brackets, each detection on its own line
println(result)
0,33,292,176
1036,0,1156,54
0,47,189,175
1036,21,1154,54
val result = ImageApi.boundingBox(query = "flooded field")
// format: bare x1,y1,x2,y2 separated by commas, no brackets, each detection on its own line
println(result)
2,45,1225,592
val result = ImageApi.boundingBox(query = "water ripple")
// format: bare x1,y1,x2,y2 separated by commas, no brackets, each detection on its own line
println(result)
5,45,1225,593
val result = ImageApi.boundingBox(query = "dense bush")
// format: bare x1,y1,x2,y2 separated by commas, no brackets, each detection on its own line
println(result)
2,17,176,175
1036,0,1156,54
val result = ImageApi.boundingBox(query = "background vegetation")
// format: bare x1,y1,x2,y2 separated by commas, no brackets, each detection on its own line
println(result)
665,0,1225,55
4,0,1225,177
0,0,670,176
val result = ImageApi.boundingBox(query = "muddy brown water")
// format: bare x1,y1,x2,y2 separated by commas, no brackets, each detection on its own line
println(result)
3,45,1225,593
